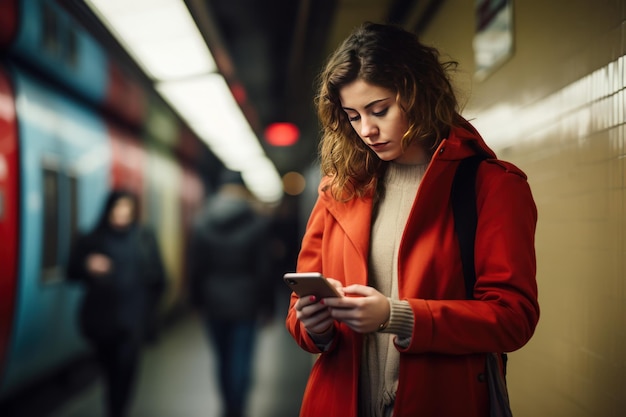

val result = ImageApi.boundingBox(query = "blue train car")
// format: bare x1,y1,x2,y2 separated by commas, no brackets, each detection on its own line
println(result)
0,63,111,397
0,0,215,400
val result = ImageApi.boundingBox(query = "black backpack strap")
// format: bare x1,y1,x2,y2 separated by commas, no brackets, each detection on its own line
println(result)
451,155,509,375
451,155,486,299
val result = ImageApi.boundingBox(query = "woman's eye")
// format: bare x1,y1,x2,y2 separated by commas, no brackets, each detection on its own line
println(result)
373,108,388,117
348,114,361,122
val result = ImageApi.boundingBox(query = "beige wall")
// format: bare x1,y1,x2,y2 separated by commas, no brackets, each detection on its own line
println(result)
421,1,625,416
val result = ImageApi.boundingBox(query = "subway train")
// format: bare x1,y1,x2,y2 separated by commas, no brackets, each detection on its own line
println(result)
0,0,220,401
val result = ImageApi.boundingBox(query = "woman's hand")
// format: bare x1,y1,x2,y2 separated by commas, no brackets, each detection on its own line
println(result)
294,295,335,335
85,253,111,277
294,278,344,335
322,284,390,333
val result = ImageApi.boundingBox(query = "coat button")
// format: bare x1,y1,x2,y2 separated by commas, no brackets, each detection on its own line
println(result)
477,373,486,383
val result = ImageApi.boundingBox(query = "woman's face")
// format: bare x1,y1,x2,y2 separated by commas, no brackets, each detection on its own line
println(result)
109,197,135,229
339,79,427,165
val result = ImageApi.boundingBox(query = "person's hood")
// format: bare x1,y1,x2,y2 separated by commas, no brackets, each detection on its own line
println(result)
437,118,498,161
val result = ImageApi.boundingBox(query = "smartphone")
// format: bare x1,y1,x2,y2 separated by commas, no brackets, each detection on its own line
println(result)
283,272,342,299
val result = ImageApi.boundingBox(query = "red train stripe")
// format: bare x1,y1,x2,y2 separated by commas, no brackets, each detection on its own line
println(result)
0,66,19,374
0,0,18,47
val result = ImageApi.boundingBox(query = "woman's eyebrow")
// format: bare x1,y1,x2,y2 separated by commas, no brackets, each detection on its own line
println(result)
342,97,391,111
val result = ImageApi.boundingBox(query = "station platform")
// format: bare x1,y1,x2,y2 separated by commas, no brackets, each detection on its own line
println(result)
34,298,311,417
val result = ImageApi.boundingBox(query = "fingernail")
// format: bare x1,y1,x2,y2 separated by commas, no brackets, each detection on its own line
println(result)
309,296,316,302
320,299,325,305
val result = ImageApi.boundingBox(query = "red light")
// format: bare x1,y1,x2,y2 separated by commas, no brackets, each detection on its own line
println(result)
264,122,299,146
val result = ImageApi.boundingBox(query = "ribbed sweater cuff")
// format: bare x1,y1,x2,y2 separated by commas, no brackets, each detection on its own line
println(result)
381,299,414,338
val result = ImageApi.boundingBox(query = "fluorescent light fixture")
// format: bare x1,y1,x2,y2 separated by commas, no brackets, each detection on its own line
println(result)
156,74,264,167
240,156,284,202
85,0,217,80
85,0,284,203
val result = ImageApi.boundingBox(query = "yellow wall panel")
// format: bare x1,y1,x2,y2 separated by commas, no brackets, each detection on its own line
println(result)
144,150,184,311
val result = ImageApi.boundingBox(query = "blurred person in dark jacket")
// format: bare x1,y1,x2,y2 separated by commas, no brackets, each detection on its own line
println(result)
67,189,166,417
189,169,273,417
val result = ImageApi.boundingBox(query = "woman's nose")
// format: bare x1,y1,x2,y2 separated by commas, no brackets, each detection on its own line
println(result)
360,117,378,137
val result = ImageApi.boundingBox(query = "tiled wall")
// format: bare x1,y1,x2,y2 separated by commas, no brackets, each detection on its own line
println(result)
423,1,625,416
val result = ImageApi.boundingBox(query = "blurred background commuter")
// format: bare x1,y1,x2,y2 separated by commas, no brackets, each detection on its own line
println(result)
67,190,167,417
189,169,274,417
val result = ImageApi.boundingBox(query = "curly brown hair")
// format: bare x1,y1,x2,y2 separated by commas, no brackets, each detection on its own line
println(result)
315,22,460,201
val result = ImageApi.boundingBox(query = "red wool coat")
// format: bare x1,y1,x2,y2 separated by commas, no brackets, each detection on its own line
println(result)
285,122,540,417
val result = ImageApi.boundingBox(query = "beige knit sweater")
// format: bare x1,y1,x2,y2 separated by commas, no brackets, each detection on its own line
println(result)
360,162,426,417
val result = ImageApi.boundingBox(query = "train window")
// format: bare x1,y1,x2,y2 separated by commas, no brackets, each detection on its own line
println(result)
42,2,60,57
41,167,60,281
66,27,78,68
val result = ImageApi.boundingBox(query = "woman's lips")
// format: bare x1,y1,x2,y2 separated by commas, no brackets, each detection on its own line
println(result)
369,142,388,150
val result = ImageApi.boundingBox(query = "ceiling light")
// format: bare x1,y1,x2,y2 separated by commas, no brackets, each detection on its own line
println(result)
85,0,283,203
85,0,216,80
156,74,264,161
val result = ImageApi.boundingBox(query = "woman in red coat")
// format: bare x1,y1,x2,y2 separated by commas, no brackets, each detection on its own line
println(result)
285,22,539,417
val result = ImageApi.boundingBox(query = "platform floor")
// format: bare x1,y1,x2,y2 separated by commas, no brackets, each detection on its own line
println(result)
48,304,311,417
